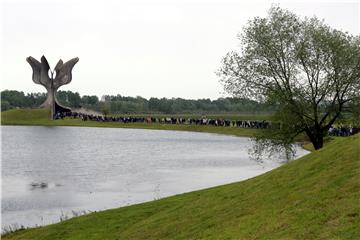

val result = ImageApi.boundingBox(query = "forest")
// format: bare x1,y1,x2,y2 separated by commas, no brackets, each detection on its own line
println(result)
1,90,275,114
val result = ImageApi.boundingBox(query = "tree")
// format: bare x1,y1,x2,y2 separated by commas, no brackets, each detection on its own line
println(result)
101,103,110,117
218,7,360,150
1,100,11,111
57,91,81,108
82,95,99,106
1,90,27,108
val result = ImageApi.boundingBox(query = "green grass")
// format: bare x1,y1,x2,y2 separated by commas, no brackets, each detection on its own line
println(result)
1,108,262,137
301,136,335,152
2,131,360,239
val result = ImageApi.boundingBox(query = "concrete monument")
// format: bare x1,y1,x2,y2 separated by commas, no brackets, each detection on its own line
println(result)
26,56,79,119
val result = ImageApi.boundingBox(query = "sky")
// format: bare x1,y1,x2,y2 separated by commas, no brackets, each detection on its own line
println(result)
1,0,359,100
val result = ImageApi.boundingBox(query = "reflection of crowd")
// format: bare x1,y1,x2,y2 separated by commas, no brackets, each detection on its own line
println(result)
54,111,359,135
54,111,275,129
328,126,359,136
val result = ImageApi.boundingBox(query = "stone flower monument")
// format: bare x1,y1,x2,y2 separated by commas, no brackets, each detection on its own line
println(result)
26,56,79,119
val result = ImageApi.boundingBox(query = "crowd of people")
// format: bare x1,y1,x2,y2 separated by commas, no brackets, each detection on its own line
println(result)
53,111,359,135
328,125,359,136
54,111,275,129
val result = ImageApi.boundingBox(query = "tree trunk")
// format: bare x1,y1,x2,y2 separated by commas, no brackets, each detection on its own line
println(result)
312,134,324,150
306,127,324,150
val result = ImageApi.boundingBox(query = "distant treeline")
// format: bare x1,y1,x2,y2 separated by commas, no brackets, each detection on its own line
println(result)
1,90,276,114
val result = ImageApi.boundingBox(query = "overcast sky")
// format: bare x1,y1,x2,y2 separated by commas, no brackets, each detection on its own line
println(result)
1,0,359,100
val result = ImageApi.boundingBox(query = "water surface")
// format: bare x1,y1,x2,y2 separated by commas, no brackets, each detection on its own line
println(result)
1,126,308,231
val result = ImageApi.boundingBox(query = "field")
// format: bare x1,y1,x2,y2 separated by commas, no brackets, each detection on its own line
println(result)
2,131,359,239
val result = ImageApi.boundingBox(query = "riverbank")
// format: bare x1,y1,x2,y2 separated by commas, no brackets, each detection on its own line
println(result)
1,108,265,138
3,132,359,239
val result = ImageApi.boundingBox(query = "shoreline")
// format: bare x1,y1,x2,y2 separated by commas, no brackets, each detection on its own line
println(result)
1,109,264,138
1,108,313,150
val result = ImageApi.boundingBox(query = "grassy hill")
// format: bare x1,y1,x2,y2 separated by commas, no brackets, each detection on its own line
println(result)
3,132,359,239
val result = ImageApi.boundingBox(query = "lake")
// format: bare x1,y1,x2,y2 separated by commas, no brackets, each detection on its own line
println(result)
1,126,308,231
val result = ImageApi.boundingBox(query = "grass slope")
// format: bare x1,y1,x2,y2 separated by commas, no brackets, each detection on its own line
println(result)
3,134,360,239
1,108,261,137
